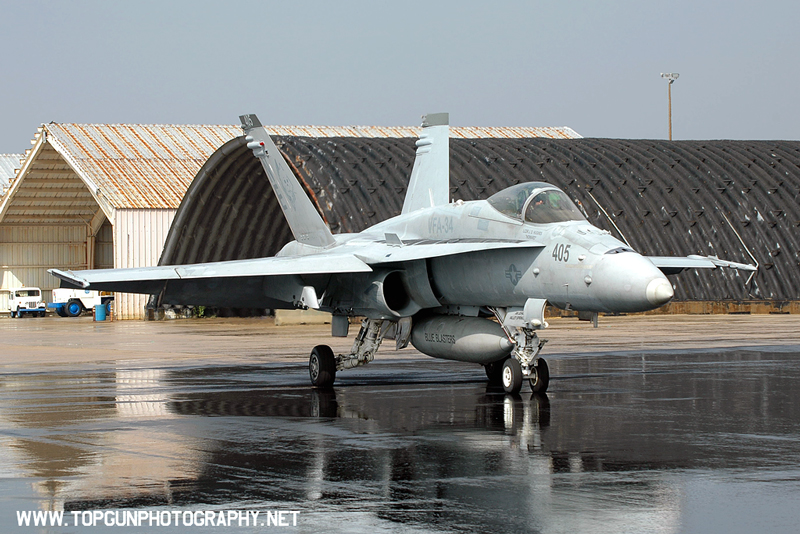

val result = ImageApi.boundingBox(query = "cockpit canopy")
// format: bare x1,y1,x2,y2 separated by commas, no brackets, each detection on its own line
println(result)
487,182,586,224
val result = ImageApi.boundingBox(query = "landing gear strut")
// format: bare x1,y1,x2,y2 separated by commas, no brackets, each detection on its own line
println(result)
489,302,550,395
500,326,549,394
308,319,390,388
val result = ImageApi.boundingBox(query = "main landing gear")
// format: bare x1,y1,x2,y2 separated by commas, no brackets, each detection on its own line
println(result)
308,319,392,388
307,313,548,394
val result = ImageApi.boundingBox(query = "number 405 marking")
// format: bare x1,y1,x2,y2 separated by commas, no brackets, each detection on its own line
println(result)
552,243,571,262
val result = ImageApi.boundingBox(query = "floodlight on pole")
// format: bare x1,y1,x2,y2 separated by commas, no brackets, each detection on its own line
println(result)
660,73,679,140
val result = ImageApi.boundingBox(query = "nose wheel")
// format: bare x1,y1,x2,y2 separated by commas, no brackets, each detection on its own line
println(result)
529,358,549,393
501,358,523,393
501,357,549,394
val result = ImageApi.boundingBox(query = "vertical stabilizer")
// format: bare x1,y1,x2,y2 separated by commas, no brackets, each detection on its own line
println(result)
240,114,335,248
401,112,450,214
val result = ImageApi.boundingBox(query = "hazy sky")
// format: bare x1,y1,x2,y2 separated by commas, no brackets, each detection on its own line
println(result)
1,0,798,153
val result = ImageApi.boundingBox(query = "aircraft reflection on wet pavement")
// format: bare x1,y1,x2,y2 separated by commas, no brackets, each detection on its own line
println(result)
3,349,800,532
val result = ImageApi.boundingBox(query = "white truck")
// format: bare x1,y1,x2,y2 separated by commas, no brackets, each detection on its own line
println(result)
48,288,114,317
8,287,47,318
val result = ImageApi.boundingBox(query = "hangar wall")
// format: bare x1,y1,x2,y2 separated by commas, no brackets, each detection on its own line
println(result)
159,136,800,313
0,220,112,311
0,123,241,320
0,225,86,310
114,209,176,319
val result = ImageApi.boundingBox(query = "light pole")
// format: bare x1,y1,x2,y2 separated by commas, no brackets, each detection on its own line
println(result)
660,72,679,140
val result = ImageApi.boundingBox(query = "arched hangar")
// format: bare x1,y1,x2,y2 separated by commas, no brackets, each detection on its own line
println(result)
160,136,800,313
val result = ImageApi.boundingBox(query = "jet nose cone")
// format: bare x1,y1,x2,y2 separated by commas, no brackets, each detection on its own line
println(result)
646,278,674,306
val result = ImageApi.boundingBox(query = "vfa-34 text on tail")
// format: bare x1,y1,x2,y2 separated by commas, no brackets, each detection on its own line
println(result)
50,113,756,394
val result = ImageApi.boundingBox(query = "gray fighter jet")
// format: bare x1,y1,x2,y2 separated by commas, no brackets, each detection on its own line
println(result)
50,113,756,394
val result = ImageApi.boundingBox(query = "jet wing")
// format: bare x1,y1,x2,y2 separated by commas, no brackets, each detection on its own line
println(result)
355,238,545,264
648,255,757,275
49,253,372,294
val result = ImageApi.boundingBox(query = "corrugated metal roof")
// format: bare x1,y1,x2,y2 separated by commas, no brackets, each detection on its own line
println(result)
255,125,582,139
0,154,23,190
44,124,243,209
40,122,579,210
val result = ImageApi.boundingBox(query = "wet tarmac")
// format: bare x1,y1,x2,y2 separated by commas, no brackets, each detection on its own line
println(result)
2,316,800,533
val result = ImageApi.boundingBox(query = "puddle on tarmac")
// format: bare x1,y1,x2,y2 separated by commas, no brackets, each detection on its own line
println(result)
2,349,800,533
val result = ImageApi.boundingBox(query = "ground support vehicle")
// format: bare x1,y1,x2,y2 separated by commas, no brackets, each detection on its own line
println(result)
48,289,113,318
8,287,47,318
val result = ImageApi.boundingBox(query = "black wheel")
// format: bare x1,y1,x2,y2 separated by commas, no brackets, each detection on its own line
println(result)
501,358,523,394
10,310,16,319
56,307,68,317
65,300,83,317
309,345,336,388
529,358,550,393
484,357,508,383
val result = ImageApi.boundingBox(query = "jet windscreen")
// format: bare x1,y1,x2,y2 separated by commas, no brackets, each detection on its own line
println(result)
487,183,585,223
523,190,586,224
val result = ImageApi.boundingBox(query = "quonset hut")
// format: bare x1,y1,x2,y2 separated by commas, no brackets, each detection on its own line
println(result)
160,136,800,315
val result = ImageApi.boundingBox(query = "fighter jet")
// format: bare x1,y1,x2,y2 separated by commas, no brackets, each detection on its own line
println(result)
50,113,756,394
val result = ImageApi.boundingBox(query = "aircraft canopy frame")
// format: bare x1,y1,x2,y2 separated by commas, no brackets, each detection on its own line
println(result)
487,182,586,224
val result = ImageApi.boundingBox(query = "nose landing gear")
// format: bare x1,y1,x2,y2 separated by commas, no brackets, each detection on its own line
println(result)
499,353,549,394
488,301,550,394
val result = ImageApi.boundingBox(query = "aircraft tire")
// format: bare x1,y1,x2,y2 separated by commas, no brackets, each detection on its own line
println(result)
501,358,523,394
529,358,550,393
65,300,83,317
309,345,336,388
484,357,508,383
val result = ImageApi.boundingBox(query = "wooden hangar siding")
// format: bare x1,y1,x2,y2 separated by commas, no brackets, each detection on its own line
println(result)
160,137,800,312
